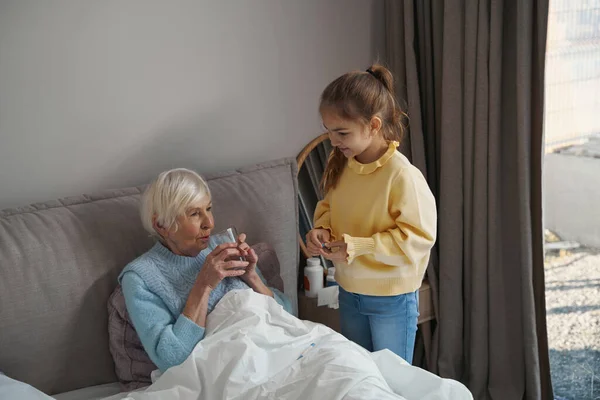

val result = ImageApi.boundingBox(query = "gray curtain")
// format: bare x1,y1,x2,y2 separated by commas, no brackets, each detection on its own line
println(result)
384,1,551,399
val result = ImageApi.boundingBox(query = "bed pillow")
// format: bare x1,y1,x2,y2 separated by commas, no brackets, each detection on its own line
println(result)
252,242,284,292
107,284,156,391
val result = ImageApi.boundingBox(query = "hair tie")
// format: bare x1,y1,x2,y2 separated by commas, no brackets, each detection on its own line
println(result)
366,68,376,78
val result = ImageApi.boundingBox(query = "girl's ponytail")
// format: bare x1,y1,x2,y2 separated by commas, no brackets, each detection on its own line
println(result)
368,64,407,144
320,147,346,194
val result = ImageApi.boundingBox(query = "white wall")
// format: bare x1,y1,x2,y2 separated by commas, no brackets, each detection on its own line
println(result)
0,1,384,209
544,153,600,248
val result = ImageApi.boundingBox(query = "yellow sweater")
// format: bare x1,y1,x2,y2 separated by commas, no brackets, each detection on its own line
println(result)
314,141,437,296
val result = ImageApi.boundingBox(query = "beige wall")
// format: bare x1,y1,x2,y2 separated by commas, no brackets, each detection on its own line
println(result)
0,0,384,209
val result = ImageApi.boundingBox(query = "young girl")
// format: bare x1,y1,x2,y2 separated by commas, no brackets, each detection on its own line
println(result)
306,64,437,364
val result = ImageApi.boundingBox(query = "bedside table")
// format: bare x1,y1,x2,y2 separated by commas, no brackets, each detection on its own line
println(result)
297,290,341,332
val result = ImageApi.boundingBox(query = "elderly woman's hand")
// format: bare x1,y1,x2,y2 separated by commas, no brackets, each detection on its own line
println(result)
235,233,274,298
235,233,259,282
195,243,249,290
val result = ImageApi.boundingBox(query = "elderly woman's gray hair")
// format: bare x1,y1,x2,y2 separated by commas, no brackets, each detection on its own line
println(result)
140,168,211,237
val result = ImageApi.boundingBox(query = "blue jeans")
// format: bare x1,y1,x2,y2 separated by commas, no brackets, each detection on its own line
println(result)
338,286,419,364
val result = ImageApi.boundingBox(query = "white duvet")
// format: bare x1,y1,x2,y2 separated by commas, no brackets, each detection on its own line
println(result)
103,289,472,400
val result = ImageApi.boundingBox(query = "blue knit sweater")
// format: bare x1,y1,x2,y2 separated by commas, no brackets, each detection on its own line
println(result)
119,241,292,372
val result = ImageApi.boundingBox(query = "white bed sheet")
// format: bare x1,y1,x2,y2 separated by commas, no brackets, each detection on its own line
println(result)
100,289,472,400
53,382,124,400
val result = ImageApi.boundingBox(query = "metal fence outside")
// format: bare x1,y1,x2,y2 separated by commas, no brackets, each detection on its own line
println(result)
544,0,600,153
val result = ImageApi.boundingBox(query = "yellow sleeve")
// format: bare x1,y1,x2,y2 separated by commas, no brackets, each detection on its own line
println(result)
343,168,437,266
313,190,336,240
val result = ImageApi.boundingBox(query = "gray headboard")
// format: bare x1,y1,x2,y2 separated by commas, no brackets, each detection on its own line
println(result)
0,157,299,395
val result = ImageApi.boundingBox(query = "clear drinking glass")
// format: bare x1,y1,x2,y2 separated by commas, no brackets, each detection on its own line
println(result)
209,226,238,247
209,226,246,264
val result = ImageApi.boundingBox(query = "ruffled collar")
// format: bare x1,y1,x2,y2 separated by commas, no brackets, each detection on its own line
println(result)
347,141,399,174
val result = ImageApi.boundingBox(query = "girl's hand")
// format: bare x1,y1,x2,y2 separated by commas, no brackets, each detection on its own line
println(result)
195,243,249,290
322,240,348,262
306,228,331,256
235,233,259,283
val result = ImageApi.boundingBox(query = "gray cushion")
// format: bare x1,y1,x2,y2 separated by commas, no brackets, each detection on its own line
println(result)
0,158,298,395
107,242,285,391
107,285,155,391
252,242,285,292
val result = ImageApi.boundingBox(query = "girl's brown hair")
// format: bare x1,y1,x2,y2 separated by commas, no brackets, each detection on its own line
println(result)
319,64,407,194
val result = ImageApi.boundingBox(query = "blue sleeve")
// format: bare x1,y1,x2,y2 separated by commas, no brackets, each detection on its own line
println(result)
121,272,205,372
255,267,293,315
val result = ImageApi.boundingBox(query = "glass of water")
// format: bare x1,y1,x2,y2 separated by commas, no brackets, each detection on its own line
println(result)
209,226,246,264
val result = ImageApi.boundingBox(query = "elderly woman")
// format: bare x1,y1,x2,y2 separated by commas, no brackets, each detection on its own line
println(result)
119,168,292,372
